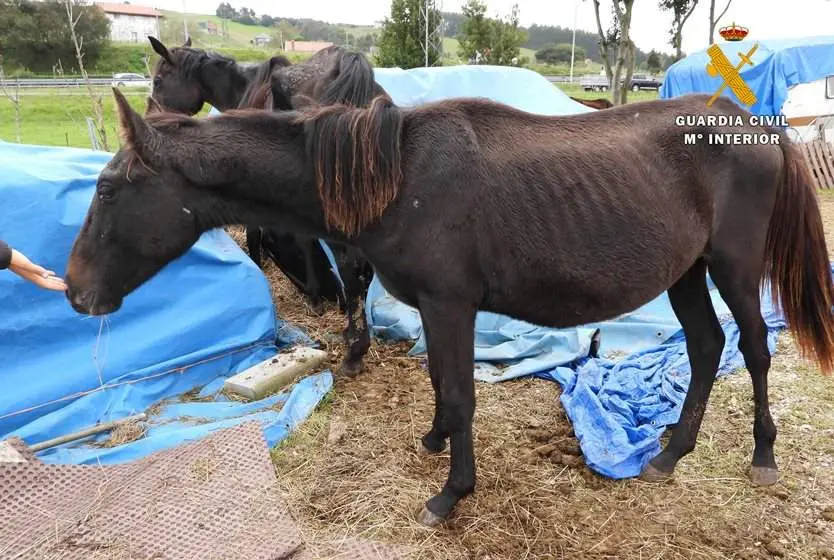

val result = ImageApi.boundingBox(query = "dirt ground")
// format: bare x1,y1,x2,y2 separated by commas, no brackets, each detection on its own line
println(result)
230,192,834,559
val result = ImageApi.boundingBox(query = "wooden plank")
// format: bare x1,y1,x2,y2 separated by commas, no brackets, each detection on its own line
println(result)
813,140,834,189
806,140,826,189
820,140,834,189
800,142,822,189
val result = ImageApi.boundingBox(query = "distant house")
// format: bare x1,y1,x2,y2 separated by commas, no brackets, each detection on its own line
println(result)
284,40,334,54
95,2,162,43
251,33,271,47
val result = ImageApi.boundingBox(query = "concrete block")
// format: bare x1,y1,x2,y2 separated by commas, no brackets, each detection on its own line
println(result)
0,441,25,463
223,346,328,400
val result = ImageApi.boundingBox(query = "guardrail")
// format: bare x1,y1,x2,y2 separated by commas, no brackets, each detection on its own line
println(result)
0,77,148,88
1,74,573,88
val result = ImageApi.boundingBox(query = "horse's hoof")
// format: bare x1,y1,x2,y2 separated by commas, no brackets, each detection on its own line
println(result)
338,361,363,378
418,443,445,456
416,506,446,527
639,462,674,483
750,466,779,487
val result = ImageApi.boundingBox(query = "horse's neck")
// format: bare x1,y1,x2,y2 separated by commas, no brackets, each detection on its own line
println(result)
200,64,251,111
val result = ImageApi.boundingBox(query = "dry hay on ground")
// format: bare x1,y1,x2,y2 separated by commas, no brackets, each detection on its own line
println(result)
223,213,834,559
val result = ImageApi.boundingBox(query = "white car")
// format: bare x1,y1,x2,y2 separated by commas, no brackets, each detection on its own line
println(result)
111,73,151,88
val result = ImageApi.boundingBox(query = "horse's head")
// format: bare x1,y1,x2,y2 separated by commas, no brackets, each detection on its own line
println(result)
66,89,205,315
148,36,205,115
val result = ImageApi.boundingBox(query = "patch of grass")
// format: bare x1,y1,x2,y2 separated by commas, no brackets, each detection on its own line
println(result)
0,88,211,149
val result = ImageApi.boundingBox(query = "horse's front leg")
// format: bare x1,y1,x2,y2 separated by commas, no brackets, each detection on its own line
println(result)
299,236,324,315
336,249,370,377
415,298,477,526
245,226,263,269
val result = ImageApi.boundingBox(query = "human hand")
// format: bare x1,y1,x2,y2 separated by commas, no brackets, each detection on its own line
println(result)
9,250,68,292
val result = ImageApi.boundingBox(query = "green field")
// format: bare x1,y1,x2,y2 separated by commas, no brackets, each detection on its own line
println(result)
0,81,655,150
163,11,378,50
0,87,211,149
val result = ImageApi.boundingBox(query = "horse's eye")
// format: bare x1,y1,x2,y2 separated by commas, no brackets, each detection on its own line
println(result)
98,185,115,202
153,76,162,87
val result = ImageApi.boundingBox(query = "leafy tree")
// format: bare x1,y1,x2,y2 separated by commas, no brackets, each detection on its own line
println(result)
457,0,491,62
237,7,256,25
590,0,636,105
490,4,526,65
0,0,110,74
646,49,662,72
259,14,274,27
659,0,698,61
376,0,441,69
215,2,236,19
535,42,584,64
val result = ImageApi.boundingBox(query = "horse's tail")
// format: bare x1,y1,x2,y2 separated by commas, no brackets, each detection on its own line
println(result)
764,131,834,375
317,50,380,108
300,94,403,237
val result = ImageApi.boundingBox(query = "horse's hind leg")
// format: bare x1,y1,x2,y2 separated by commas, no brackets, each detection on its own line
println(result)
640,259,725,481
708,253,778,486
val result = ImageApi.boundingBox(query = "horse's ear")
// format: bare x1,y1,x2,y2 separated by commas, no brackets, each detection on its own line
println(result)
148,36,173,64
269,74,294,111
183,35,192,48
113,88,158,157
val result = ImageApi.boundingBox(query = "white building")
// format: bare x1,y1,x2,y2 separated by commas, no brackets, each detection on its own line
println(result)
95,2,163,43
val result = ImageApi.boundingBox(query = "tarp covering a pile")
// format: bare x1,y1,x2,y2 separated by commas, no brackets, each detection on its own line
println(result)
0,141,332,465
660,35,834,116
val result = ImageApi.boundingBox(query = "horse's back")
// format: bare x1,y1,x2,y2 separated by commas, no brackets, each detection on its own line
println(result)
372,95,783,326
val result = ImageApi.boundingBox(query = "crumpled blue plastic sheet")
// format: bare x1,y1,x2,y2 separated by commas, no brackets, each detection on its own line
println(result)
0,141,332,465
661,35,834,117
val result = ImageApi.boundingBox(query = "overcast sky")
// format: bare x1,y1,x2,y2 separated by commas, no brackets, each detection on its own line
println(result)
147,0,834,56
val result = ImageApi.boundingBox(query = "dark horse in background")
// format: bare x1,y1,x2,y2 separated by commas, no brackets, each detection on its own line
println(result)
146,36,383,376
570,96,614,109
66,89,834,527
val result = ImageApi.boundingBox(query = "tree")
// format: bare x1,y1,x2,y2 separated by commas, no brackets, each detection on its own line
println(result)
646,49,662,72
589,0,636,105
660,0,698,61
259,14,274,27
535,43,585,64
708,0,732,44
457,0,492,63
0,0,110,74
490,3,526,65
376,0,441,69
215,2,236,19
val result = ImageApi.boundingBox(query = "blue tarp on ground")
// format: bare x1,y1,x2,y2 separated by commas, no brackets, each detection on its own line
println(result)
0,141,332,465
660,35,834,116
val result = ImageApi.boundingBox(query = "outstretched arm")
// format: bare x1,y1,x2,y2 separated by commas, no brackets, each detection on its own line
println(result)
1,241,67,291
0,240,11,270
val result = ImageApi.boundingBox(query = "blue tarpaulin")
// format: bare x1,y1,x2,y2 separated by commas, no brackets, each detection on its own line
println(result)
0,141,332,465
660,35,834,116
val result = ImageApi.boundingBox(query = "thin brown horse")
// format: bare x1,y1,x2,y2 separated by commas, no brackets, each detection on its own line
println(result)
65,88,834,527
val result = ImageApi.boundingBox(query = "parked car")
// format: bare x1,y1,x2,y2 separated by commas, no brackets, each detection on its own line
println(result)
111,73,151,88
579,75,610,92
628,74,662,91
580,73,663,92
